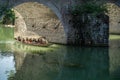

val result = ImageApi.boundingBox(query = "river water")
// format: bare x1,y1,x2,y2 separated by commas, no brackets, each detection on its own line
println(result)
0,27,120,80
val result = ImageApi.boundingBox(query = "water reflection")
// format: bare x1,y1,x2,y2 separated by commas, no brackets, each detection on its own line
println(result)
0,40,120,80
9,43,109,80
0,27,14,41
109,41,120,80
0,52,15,80
57,47,109,80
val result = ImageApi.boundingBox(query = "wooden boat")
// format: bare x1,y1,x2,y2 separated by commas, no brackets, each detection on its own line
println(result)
24,42,51,47
15,40,52,47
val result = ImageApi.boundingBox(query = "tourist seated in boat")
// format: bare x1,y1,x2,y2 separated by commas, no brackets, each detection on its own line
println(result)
18,36,21,41
32,38,37,44
37,37,48,44
38,38,42,44
25,37,28,43
35,38,38,43
14,37,17,40
22,38,25,43
41,37,48,44
29,38,33,43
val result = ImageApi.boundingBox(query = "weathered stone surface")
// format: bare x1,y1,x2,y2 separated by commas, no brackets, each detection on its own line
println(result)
14,2,66,44
107,3,120,34
1,0,119,46
66,14,109,46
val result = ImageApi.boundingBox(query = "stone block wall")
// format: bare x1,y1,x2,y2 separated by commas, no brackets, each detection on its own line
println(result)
107,3,120,34
66,14,109,46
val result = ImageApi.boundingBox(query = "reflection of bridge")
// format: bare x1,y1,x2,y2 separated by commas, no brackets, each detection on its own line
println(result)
12,46,120,80
0,39,119,80
0,0,120,46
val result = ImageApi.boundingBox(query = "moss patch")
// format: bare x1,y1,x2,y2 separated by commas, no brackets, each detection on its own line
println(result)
109,35,120,40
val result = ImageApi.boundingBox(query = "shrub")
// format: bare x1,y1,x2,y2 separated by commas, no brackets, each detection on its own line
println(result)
0,3,15,25
70,1,107,16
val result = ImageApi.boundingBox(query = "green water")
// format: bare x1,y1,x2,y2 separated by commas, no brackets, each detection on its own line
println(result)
0,27,120,80
0,26,14,41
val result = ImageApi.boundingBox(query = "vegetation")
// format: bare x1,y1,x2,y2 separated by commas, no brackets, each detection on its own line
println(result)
70,0,107,16
8,70,15,80
68,0,108,45
0,27,14,41
69,0,108,29
110,35,120,40
0,3,15,25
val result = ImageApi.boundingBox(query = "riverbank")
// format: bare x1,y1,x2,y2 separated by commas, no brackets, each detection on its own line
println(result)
109,34,120,40
0,24,15,27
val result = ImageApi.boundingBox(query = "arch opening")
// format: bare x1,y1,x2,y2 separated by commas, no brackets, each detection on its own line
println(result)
13,2,67,44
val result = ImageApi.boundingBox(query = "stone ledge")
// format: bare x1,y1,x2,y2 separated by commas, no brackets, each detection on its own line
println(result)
4,25,15,28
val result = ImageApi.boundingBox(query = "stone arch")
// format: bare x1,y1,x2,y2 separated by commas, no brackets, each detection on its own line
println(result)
11,1,67,44
1,0,119,46
13,10,27,37
11,0,62,19
106,2,120,34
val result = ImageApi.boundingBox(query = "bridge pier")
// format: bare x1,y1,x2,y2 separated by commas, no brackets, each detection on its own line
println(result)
62,13,109,46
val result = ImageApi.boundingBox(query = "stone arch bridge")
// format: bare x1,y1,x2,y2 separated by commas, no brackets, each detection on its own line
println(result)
0,0,120,45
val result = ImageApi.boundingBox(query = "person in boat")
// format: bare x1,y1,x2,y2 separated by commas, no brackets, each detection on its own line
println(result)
35,38,38,43
25,37,29,43
41,37,48,44
22,38,25,43
38,38,42,44
37,37,44,44
14,37,17,40
29,38,33,44
18,36,21,41
32,38,37,44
